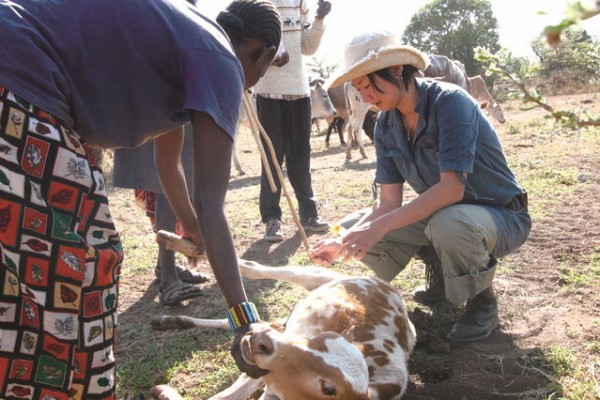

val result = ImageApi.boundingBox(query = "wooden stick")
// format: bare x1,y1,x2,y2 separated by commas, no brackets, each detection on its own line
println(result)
242,92,311,252
156,230,206,259
242,93,276,193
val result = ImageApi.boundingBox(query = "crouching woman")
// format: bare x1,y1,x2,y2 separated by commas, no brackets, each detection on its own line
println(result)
310,31,531,342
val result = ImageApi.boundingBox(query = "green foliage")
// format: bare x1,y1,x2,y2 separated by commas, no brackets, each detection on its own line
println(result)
307,56,338,81
402,0,500,76
475,46,600,130
543,0,600,44
531,26,600,88
558,253,600,295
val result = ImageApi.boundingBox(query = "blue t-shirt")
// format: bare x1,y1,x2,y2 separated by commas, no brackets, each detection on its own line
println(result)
0,0,244,147
374,78,524,207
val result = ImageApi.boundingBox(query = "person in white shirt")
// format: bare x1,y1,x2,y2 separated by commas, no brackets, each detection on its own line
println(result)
254,0,332,242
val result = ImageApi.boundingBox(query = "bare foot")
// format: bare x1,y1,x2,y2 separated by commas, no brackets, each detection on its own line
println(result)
150,385,183,400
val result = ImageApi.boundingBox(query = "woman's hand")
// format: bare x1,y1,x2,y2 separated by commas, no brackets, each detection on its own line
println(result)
340,220,385,261
308,238,344,265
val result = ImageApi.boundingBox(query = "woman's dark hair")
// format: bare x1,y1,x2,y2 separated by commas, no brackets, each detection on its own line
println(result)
367,65,420,93
216,0,281,49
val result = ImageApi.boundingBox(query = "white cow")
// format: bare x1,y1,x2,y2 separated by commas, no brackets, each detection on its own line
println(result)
425,54,470,92
344,83,376,160
325,85,377,160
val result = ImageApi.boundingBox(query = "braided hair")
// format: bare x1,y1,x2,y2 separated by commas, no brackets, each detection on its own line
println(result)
216,0,281,50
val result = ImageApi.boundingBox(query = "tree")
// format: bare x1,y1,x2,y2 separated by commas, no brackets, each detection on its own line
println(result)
531,26,600,88
475,47,600,130
307,56,338,82
543,0,600,44
402,0,500,77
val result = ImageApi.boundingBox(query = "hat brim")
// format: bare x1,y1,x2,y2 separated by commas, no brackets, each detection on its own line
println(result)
327,45,429,89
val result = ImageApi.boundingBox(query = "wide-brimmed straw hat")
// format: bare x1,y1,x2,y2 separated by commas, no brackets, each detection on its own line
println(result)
328,31,429,88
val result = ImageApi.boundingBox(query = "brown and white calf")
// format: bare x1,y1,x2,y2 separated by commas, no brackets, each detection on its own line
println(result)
151,260,416,400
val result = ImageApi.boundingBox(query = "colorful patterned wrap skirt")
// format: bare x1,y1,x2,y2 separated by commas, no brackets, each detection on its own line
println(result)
0,87,123,399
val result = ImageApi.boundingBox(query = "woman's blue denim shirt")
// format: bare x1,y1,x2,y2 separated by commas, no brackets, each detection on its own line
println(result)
374,78,524,207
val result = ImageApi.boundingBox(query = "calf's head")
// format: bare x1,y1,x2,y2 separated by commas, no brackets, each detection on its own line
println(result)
238,322,369,400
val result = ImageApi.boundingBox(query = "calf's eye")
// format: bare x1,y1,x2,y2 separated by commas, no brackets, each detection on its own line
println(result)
320,380,336,396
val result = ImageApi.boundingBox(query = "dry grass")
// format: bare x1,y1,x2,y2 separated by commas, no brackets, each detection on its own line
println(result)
110,92,600,399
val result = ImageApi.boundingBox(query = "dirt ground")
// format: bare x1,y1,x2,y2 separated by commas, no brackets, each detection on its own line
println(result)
114,92,600,399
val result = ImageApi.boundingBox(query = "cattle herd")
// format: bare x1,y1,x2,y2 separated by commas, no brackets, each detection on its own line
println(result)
232,53,505,170
318,53,506,160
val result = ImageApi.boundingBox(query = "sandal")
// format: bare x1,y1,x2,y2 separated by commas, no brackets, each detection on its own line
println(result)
159,282,204,306
154,263,209,284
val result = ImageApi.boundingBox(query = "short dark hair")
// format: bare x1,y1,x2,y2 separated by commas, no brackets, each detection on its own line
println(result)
216,0,281,49
368,65,420,93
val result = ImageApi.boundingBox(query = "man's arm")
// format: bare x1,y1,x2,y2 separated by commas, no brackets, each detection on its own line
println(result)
301,0,331,55
188,111,248,307
154,126,199,238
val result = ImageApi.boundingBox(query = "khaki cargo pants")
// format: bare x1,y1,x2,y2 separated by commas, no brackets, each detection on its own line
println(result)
340,203,531,305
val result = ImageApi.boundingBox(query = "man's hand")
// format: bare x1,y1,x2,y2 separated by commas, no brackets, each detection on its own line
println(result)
316,0,331,19
182,230,205,267
230,324,269,379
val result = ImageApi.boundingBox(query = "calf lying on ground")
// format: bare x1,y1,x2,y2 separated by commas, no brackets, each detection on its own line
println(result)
150,259,416,400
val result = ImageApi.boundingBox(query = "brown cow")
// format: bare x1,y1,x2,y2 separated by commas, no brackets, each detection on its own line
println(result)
425,54,506,124
150,260,416,400
467,75,506,123
425,54,470,92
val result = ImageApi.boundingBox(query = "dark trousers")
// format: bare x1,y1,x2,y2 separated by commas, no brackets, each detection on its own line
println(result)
257,95,317,223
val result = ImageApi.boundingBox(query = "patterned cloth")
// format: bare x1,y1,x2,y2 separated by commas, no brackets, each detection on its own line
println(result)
0,87,123,399
133,189,183,236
